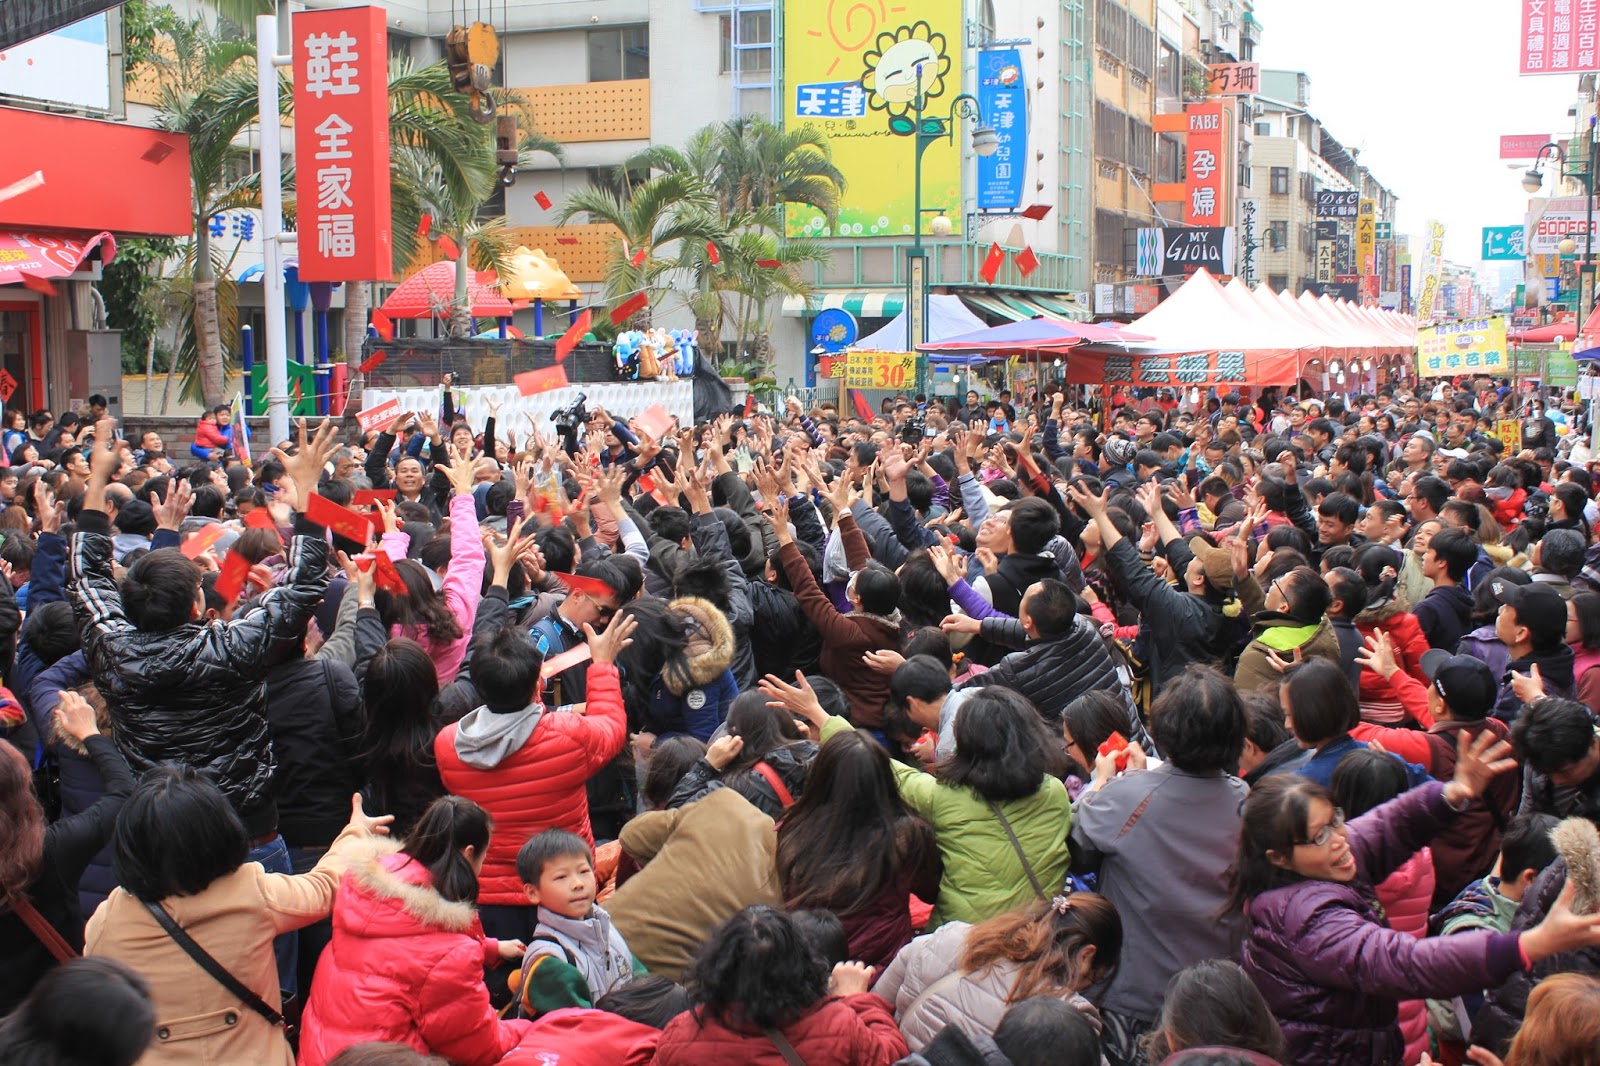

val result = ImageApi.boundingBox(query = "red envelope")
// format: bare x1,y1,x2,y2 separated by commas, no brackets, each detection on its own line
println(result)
534,190,553,210
541,643,592,679
357,397,403,435
554,309,591,363
180,523,226,560
305,493,374,544
353,489,397,506
755,258,782,269
357,351,388,374
629,248,647,267
980,243,1004,285
1016,246,1040,277
214,549,251,604
635,404,675,442
610,292,649,325
437,234,460,259
706,241,720,265
556,236,578,245
417,213,433,237
550,571,615,599
514,364,569,396
243,506,283,543
366,552,408,596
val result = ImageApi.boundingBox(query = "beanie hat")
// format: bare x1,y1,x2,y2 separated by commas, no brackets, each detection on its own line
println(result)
1104,438,1136,468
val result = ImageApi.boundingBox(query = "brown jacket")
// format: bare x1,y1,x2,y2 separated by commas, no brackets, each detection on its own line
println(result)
84,825,378,1066
1233,613,1344,695
608,788,781,979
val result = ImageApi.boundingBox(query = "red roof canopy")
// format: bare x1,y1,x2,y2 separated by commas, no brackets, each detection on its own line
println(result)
380,262,513,319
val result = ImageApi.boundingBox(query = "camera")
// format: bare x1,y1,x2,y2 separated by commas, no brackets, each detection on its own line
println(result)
900,412,928,444
551,393,589,438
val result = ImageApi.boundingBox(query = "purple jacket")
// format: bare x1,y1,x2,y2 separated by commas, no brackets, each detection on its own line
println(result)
1241,781,1526,1066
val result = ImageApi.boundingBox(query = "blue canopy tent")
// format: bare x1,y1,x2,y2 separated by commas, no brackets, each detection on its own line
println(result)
853,294,986,351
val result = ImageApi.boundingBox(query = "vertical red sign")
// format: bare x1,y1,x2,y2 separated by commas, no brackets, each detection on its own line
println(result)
1521,0,1600,75
1184,103,1225,228
292,6,392,282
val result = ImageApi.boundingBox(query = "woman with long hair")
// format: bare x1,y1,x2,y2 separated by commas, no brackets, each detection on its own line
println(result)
1230,735,1600,1066
1568,591,1600,711
0,693,132,1014
765,673,1070,929
0,956,155,1066
299,796,534,1066
359,637,445,837
875,894,1122,1051
1140,959,1285,1064
665,691,816,818
619,595,737,745
775,729,941,966
1494,972,1600,1066
652,904,907,1065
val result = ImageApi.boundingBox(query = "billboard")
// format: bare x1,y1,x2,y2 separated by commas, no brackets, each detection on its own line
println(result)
1136,226,1234,278
1501,133,1554,158
0,14,109,111
1207,61,1260,95
1184,104,1225,227
1520,0,1600,74
1526,196,1598,254
784,1,963,237
975,48,1026,211
1417,317,1509,378
1481,225,1527,260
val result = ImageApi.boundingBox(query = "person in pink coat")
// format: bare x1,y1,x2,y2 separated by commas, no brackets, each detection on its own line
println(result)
299,796,533,1066
1331,747,1435,1065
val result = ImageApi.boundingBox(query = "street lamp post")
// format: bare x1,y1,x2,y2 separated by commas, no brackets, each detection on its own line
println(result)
898,64,998,353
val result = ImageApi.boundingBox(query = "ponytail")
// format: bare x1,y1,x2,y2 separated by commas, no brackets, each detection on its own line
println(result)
402,795,490,904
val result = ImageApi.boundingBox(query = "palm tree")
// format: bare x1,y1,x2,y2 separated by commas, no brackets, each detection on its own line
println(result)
556,172,722,330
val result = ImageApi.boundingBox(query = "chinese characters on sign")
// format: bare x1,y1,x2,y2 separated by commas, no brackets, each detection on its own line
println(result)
1357,200,1376,275
1074,351,1298,388
1501,133,1555,158
1525,196,1598,253
1521,0,1600,75
1482,226,1528,261
1416,317,1508,378
1315,191,1359,219
1238,199,1258,285
1207,61,1260,95
291,6,392,282
793,81,869,117
976,49,1026,211
1184,104,1225,227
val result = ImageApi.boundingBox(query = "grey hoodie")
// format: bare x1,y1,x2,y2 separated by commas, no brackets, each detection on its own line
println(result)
453,701,544,770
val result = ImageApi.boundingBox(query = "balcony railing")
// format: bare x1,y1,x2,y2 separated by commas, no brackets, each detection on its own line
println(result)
800,240,1082,296
510,79,650,143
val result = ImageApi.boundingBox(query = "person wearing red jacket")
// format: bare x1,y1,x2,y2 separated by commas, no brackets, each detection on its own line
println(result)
298,796,534,1066
434,612,634,948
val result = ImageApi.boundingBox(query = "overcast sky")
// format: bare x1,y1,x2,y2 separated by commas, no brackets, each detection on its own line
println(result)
1250,0,1579,269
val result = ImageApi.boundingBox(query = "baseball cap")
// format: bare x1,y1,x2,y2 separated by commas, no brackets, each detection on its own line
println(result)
1419,650,1497,719
1493,579,1567,644
1438,447,1470,460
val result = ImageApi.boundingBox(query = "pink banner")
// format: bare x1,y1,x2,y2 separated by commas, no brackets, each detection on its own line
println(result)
1501,133,1554,158
1521,0,1600,75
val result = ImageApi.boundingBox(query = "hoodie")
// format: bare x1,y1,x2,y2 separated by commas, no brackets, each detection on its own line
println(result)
1412,583,1473,652
453,701,545,770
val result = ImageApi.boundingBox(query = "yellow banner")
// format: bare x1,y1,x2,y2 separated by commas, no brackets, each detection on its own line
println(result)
1357,199,1376,274
783,0,963,238
846,351,917,389
1495,419,1522,454
1417,316,1508,378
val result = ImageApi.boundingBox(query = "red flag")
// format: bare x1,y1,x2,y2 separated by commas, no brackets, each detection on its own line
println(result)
242,504,283,544
534,190,553,210
850,389,874,421
551,571,617,598
630,247,648,267
706,241,720,265
755,258,782,269
305,493,375,543
1020,204,1053,220
417,213,432,237
541,643,593,679
357,350,387,373
743,393,756,417
1016,246,1040,277
980,243,1004,284
214,549,252,604
515,364,569,396
555,309,592,363
353,489,397,506
507,326,526,340
370,310,394,341
437,234,460,259
19,275,56,296
179,523,227,560
610,291,649,325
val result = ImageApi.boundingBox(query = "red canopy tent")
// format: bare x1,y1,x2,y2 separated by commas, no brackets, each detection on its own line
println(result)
379,261,514,319
0,230,115,291
1512,321,1578,343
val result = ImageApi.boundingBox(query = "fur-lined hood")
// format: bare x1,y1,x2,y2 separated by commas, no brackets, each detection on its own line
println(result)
663,595,735,694
343,842,479,935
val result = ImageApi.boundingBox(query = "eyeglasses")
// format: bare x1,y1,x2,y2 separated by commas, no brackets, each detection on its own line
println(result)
1296,808,1346,848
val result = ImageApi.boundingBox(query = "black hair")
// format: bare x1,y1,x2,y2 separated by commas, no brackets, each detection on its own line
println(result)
1500,813,1562,879
1004,496,1060,554
1325,566,1368,620
1426,527,1478,582
1410,474,1451,514
1226,773,1338,910
1150,665,1246,774
937,687,1063,801
113,764,249,901
1199,475,1231,502
1276,566,1332,624
1262,523,1312,559
403,795,490,904
358,638,442,832
1351,541,1401,608
642,736,708,810
1061,690,1134,775
515,827,592,887
1319,492,1359,527
1240,692,1290,757
1330,746,1410,819
1512,697,1600,776
1023,579,1080,639
1281,657,1358,746
993,995,1103,1066
418,533,452,574
896,551,953,631
1539,527,1587,579
189,485,225,519
535,525,577,574
684,905,829,1030
1439,499,1481,535
1143,958,1285,1063
721,692,807,778
0,956,155,1066
904,470,934,513
0,534,36,578
21,600,79,667
851,560,900,616
593,975,690,1030
890,654,952,709
673,554,731,613
902,626,954,669
711,506,753,562
116,549,202,633
1573,591,1600,652
790,908,849,969
469,626,546,712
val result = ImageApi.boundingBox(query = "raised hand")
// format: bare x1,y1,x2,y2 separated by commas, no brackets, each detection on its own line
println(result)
1443,730,1517,807
439,443,477,498
268,419,340,511
585,609,638,664
53,690,99,743
758,670,827,729
154,477,193,532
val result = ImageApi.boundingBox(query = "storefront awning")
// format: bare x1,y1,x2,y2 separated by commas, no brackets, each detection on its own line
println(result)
960,292,1032,322
780,290,905,318
0,229,115,291
958,290,1091,323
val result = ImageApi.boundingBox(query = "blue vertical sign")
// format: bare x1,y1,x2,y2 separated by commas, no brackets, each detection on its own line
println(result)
976,49,1027,211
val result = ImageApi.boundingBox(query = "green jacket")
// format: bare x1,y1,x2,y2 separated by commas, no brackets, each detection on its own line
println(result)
820,715,1071,928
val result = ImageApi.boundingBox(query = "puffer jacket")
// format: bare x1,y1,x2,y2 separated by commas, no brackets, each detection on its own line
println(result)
962,614,1139,732
747,579,822,680
1102,537,1228,693
264,653,366,849
653,995,907,1066
68,509,329,837
1241,782,1526,1066
298,847,534,1066
666,741,816,820
1374,848,1435,1066
26,651,115,914
643,596,738,742
873,920,1102,1052
1234,613,1344,694
434,661,628,905
1475,857,1600,1055
1355,591,1432,725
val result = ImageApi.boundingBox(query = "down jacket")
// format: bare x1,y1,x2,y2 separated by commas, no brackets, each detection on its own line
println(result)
1374,849,1436,1066
299,847,534,1066
68,509,329,838
1234,613,1344,695
652,995,907,1066
642,596,738,741
962,614,1136,727
434,660,628,905
1241,781,1527,1066
1353,592,1431,725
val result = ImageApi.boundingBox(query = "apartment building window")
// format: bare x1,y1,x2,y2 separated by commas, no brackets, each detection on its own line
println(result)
1128,118,1152,175
1268,273,1288,291
1127,18,1154,77
1270,166,1289,195
720,11,772,74
1095,208,1125,265
1267,220,1288,251
1157,133,1181,183
1096,0,1128,59
1254,120,1271,136
1157,42,1179,97
1095,101,1127,164
589,25,649,81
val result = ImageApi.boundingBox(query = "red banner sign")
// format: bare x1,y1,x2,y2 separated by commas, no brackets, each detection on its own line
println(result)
1064,351,1301,388
1521,0,1600,75
1501,133,1554,158
292,6,392,282
1184,104,1225,227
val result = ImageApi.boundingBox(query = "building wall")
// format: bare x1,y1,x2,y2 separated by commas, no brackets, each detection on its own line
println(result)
1090,0,1159,283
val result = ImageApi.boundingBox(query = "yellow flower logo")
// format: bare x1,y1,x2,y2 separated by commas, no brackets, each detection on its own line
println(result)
860,20,950,131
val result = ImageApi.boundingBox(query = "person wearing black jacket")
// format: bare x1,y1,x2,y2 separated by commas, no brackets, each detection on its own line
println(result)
0,691,133,1014
1414,527,1476,651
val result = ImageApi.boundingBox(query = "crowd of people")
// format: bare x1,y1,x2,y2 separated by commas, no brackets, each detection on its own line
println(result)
4,375,1600,1066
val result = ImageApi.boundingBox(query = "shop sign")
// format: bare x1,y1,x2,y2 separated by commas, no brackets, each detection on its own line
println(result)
976,49,1027,210
1184,104,1225,227
1417,317,1509,377
1520,0,1600,74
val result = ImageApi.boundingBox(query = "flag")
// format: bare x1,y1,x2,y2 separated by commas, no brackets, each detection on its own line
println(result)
1016,246,1040,277
755,258,782,269
507,326,525,340
980,243,1004,284
231,391,251,466
630,247,648,267
370,309,394,340
357,350,387,373
534,190,553,210
610,291,648,325
214,550,252,604
706,241,720,265
515,364,569,396
437,234,459,259
555,309,592,362
19,275,55,296
550,571,616,598
743,393,756,417
556,236,578,244
1020,204,1053,220
850,389,874,421
179,523,227,560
